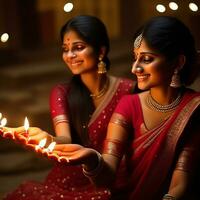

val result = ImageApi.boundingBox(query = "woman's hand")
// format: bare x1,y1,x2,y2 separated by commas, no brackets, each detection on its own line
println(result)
25,127,53,146
49,144,99,167
0,126,53,150
1,126,26,141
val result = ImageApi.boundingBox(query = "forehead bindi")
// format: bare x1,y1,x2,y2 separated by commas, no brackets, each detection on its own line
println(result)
63,31,85,47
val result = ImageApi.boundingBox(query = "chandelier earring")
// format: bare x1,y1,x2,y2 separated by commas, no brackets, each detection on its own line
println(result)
97,57,107,74
170,69,182,88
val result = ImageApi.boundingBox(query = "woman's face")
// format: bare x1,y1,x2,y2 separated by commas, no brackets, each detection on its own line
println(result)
132,39,173,90
62,30,98,75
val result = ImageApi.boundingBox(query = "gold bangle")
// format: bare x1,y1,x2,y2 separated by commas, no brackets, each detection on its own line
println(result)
82,151,103,178
163,194,176,200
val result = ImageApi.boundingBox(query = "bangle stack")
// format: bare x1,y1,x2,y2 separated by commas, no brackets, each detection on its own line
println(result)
163,194,176,200
82,150,103,178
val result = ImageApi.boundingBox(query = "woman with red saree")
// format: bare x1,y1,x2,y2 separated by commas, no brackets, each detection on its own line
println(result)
1,15,135,200
46,16,200,200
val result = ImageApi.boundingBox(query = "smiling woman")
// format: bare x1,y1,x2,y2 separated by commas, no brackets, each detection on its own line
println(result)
33,16,199,200
61,30,98,75
2,15,136,200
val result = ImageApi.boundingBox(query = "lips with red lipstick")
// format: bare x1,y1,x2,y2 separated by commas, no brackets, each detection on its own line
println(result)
70,60,83,66
137,74,150,82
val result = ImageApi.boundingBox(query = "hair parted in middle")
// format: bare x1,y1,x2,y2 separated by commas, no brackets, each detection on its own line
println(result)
133,16,198,86
60,15,111,144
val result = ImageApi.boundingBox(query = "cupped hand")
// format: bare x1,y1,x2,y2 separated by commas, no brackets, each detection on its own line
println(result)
25,127,53,146
1,126,26,140
20,127,54,152
49,144,98,166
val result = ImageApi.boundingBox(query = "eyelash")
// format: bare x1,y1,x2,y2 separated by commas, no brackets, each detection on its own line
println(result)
132,56,153,64
62,45,85,52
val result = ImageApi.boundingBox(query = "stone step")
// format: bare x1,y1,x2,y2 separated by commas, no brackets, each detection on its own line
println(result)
0,60,68,90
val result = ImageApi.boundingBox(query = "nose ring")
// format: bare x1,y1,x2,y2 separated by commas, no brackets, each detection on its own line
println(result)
135,66,144,73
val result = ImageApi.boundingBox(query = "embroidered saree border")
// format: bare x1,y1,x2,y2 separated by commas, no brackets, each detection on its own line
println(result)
130,94,200,199
88,76,120,126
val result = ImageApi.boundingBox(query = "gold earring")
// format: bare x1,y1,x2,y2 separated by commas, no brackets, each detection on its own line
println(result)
97,57,107,74
170,69,181,88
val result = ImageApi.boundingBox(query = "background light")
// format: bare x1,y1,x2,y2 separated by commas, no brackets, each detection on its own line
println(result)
189,3,198,12
169,2,178,10
156,4,166,13
1,33,9,43
64,3,74,12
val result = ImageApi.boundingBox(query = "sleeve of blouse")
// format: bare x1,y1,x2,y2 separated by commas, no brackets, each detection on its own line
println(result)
110,95,134,130
175,132,200,173
49,84,70,126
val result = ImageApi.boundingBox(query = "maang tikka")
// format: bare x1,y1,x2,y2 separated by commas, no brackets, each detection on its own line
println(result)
134,33,143,48
170,69,182,88
97,57,107,74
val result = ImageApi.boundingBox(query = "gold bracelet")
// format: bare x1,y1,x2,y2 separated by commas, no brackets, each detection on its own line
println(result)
163,194,176,200
82,150,103,178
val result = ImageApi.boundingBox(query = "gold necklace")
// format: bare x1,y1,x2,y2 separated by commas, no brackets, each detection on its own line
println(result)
146,92,182,113
90,78,109,99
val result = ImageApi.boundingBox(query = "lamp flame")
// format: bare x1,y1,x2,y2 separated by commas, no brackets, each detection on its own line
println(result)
35,138,47,151
47,142,56,153
1,118,7,127
38,138,47,148
24,117,29,132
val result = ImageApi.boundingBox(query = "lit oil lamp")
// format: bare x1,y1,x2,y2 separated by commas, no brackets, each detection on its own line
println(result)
35,138,47,151
24,117,29,136
46,141,56,153
0,112,7,128
0,113,7,135
0,117,7,128
35,138,56,154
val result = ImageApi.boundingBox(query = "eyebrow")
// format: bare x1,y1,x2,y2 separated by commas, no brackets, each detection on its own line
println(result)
133,51,159,57
62,41,86,46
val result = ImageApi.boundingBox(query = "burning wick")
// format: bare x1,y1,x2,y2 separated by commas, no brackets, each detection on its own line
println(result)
24,117,29,135
35,138,47,151
35,138,56,153
0,112,7,129
46,142,56,153
0,117,7,128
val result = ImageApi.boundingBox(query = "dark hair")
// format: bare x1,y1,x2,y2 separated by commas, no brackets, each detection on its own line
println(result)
60,15,110,145
134,16,198,86
61,15,110,69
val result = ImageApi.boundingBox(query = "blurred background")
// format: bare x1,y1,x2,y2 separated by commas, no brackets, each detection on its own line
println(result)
0,0,199,198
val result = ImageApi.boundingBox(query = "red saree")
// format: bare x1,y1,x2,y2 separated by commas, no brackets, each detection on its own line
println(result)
4,76,135,200
114,89,200,200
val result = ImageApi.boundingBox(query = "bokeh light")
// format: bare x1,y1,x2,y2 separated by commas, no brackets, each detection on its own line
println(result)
1,33,9,43
169,2,178,10
64,2,74,12
156,4,166,13
189,3,198,12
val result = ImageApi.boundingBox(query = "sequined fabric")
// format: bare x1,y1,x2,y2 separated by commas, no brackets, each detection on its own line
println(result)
3,77,134,200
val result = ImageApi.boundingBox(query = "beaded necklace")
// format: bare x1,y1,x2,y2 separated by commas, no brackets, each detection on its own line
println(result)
146,92,182,113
